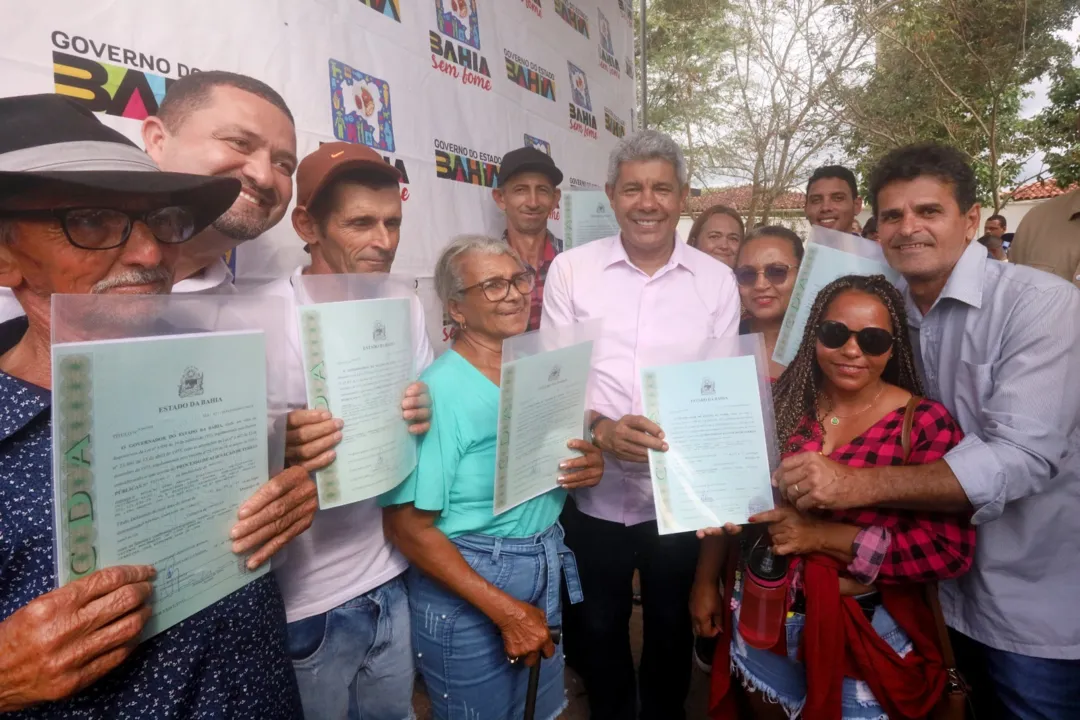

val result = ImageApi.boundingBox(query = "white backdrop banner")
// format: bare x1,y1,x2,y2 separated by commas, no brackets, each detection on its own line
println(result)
0,0,636,280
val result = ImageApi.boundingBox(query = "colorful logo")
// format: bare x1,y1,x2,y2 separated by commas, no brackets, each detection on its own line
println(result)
568,62,592,111
53,51,174,120
520,0,542,17
605,107,626,138
555,0,590,38
329,59,395,152
50,33,199,120
525,134,551,155
505,50,555,101
435,0,480,50
434,139,501,188
358,0,401,21
598,9,620,77
599,10,615,56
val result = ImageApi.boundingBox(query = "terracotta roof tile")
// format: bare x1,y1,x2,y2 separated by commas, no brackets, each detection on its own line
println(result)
1009,179,1078,201
687,185,806,214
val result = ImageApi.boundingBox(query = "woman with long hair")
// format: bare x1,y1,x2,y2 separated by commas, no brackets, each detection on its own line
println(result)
687,205,745,267
706,274,975,720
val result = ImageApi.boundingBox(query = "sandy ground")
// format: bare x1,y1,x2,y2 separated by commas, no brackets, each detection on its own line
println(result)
411,601,711,719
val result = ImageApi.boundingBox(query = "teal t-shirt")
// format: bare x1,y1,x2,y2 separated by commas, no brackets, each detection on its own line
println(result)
379,349,566,539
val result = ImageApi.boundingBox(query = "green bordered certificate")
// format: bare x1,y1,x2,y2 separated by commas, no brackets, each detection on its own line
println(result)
641,355,774,534
493,340,594,514
298,297,416,509
52,330,270,639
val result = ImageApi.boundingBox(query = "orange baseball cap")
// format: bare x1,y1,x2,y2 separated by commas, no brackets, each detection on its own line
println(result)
295,141,401,207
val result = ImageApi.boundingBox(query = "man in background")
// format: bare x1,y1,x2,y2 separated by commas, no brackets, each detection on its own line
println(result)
143,70,298,292
0,71,298,324
492,146,564,331
804,165,863,235
1010,187,1080,287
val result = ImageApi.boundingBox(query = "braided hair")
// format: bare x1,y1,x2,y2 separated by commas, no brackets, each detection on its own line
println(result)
772,274,923,451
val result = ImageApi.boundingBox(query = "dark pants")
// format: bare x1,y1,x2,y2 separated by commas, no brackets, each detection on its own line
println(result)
951,628,1080,720
561,498,700,720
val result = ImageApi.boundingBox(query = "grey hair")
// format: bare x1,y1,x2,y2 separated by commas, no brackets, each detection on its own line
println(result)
606,129,688,187
434,235,524,324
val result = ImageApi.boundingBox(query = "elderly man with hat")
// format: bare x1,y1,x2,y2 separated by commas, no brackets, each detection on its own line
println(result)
249,141,433,720
0,95,311,717
492,146,564,331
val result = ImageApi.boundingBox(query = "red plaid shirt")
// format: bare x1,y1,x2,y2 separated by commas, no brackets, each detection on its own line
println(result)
786,398,975,586
503,230,562,331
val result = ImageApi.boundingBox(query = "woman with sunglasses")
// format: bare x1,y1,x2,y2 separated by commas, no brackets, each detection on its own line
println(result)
732,226,803,379
706,275,976,719
380,235,604,720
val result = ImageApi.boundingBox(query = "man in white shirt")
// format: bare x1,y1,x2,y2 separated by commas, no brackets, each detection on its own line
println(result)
542,130,741,720
0,71,297,322
250,141,433,720
143,70,298,293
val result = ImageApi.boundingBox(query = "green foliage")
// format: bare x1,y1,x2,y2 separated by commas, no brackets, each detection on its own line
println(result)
1032,53,1080,186
839,0,1080,210
639,0,735,184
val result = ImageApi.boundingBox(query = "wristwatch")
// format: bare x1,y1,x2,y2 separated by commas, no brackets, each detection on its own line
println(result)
588,415,609,445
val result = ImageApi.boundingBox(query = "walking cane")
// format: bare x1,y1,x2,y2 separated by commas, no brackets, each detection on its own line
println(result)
523,626,562,720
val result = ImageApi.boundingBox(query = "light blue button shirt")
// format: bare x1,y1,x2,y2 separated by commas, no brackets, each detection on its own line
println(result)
904,241,1080,659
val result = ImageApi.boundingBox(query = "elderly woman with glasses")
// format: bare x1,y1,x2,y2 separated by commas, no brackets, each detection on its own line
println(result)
381,235,604,720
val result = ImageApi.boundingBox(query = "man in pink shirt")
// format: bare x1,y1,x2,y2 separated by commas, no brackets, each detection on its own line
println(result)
542,130,741,719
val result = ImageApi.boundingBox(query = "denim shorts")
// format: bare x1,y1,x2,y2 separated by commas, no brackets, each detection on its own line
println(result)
407,523,582,720
731,588,914,719
285,574,415,720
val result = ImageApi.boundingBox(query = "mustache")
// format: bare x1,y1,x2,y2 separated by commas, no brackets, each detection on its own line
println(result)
91,267,172,293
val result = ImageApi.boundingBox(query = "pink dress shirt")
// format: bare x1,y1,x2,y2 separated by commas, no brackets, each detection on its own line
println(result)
541,234,741,525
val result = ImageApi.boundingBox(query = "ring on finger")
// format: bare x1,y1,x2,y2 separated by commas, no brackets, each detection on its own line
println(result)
507,656,518,665
794,483,800,494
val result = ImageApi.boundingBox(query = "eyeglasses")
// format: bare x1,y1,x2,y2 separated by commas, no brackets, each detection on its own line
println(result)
0,206,197,250
462,270,536,302
816,320,894,356
733,263,797,288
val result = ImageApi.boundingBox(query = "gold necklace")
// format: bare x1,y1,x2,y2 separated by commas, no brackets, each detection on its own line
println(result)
823,384,885,426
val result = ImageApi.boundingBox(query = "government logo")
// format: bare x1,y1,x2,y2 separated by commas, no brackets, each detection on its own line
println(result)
358,0,401,21
520,0,542,18
434,139,502,188
51,31,199,120
525,134,551,155
431,0,492,90
179,367,204,399
605,107,626,138
555,0,590,38
506,49,555,101
598,10,620,78
329,60,396,153
567,62,597,139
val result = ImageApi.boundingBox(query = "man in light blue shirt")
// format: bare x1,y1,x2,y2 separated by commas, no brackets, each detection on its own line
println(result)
775,142,1080,718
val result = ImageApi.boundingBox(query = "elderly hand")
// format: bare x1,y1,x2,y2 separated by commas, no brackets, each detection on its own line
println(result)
497,600,555,668
750,506,825,556
402,381,432,435
593,415,668,464
696,523,743,539
231,466,318,570
284,409,342,472
0,565,155,712
774,452,869,512
557,439,604,490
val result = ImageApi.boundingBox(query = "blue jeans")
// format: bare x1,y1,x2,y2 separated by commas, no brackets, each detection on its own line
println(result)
285,574,415,720
408,523,582,720
951,629,1080,720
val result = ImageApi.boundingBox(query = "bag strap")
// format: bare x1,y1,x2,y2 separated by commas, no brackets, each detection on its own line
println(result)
902,396,962,674
900,394,920,464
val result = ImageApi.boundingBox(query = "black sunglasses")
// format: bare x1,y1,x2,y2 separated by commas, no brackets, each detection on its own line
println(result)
0,206,197,250
733,263,797,288
817,320,894,356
